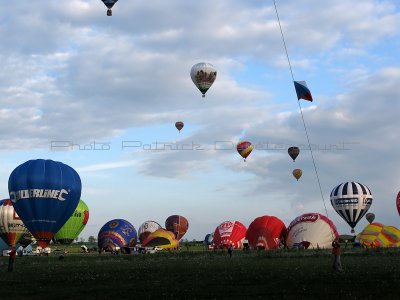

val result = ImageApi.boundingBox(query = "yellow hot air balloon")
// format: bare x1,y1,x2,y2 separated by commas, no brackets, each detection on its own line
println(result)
292,169,302,181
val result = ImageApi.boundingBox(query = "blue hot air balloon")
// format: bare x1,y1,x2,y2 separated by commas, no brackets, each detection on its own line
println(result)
98,219,137,252
8,159,81,248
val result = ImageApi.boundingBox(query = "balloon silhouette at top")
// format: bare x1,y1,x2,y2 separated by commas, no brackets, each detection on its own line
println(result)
8,159,81,248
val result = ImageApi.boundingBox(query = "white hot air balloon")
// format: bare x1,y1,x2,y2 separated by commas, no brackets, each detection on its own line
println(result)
330,181,373,233
0,199,29,247
190,62,217,98
286,213,339,249
138,221,161,243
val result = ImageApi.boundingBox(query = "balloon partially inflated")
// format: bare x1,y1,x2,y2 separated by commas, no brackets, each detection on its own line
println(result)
98,219,137,251
213,220,247,249
286,213,338,249
8,159,82,248
245,216,287,250
0,199,29,247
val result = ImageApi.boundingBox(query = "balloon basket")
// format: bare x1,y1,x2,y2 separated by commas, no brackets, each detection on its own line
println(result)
107,9,112,16
351,229,355,234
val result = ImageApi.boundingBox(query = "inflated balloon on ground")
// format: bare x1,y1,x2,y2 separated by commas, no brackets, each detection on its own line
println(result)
8,159,82,248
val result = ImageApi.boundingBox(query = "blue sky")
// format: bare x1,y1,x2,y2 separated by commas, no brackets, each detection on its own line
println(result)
0,0,399,241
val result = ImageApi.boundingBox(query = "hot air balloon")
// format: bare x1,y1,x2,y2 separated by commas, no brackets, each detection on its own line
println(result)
365,213,375,224
357,223,384,248
375,225,400,247
396,191,400,216
165,215,188,240
0,199,29,248
8,159,81,248
101,0,118,16
175,121,184,132
245,216,287,250
330,181,372,234
288,147,300,162
138,220,162,243
237,141,253,162
213,220,247,249
286,213,339,249
53,199,89,244
292,169,302,180
204,233,214,245
98,219,137,252
142,229,179,250
190,62,217,97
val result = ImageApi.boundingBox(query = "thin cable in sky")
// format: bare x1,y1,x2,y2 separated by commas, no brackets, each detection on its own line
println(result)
272,0,331,221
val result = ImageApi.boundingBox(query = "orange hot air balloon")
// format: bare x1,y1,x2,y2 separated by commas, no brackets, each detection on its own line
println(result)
288,147,300,162
237,141,253,162
292,169,302,181
165,215,189,240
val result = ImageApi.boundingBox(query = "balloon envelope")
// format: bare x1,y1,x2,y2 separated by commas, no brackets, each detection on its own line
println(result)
213,220,247,249
165,215,189,240
396,191,400,216
245,216,287,250
98,219,137,251
8,159,82,248
292,169,302,180
330,181,372,233
138,220,162,243
365,212,375,224
286,213,339,249
190,62,217,97
142,229,179,250
237,141,253,161
175,121,184,132
357,223,396,248
0,199,29,247
288,147,300,162
54,199,89,244
102,0,118,9
204,233,214,245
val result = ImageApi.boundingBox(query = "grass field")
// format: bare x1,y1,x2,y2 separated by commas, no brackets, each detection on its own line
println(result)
1,248,399,299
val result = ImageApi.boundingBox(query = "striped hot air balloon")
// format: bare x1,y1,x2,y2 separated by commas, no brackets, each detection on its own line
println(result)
0,199,29,247
330,182,372,234
237,141,253,162
213,220,247,249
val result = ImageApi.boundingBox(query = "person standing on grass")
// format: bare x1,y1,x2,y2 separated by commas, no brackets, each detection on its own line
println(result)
228,244,233,258
8,247,17,272
332,239,343,273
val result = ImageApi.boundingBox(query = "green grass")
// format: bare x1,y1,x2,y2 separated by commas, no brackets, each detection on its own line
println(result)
1,249,399,299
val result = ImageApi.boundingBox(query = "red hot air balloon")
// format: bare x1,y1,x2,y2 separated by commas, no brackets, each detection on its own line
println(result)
396,191,400,216
245,216,287,250
237,141,253,162
213,220,247,249
165,215,189,240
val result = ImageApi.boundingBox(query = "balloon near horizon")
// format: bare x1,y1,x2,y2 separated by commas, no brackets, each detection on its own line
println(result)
53,199,89,245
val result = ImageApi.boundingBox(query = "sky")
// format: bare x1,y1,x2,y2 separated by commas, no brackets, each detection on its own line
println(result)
0,0,399,241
